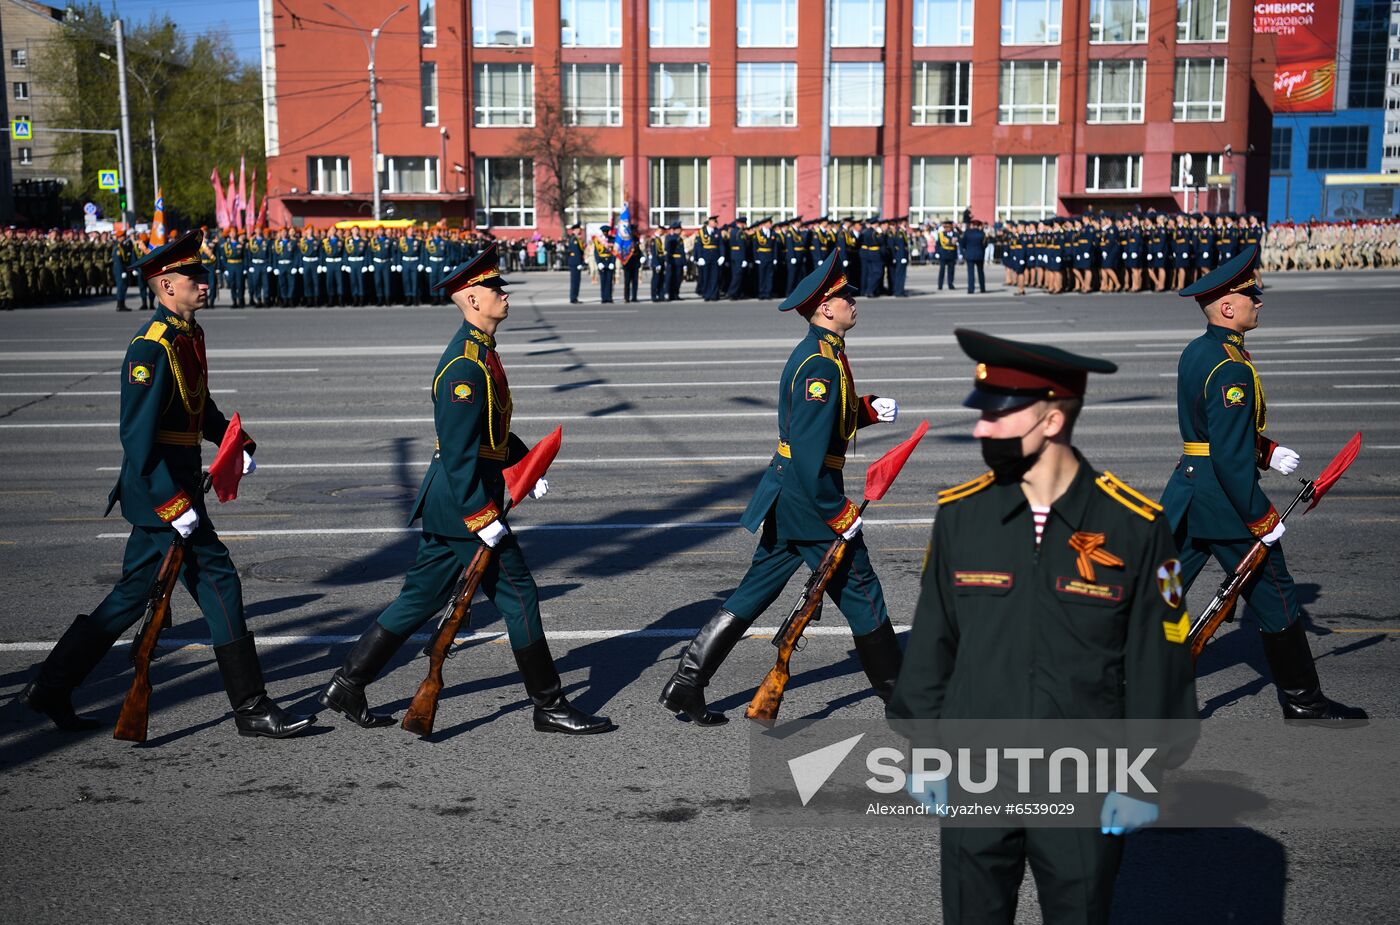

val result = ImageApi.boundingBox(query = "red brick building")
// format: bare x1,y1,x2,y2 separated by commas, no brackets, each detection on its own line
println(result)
260,0,1276,233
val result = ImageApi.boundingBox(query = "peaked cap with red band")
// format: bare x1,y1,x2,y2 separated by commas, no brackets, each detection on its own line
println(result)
778,249,856,314
1179,243,1262,302
132,229,205,281
433,241,509,295
956,328,1118,411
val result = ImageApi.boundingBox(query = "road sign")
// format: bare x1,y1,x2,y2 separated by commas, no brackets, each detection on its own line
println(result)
12,119,31,140
98,170,119,191
83,202,98,216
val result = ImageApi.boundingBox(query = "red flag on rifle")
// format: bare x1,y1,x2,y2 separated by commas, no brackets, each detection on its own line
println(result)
207,413,247,503
863,420,930,502
505,426,563,507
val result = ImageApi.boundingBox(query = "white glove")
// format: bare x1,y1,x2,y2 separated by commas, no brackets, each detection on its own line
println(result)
697,257,706,266
529,478,549,500
871,397,898,423
840,516,863,541
1100,792,1158,836
1261,521,1286,547
717,256,725,265
478,518,509,548
741,260,749,268
1269,445,1300,476
842,260,849,267
790,258,797,264
272,269,279,276
172,507,199,538
242,450,256,475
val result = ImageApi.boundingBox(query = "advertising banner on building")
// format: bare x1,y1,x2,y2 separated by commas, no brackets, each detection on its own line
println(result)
1255,1,1343,112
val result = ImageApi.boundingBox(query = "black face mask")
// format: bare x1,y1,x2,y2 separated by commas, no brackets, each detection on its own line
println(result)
980,413,1048,484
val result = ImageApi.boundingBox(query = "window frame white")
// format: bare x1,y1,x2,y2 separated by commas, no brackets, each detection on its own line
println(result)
830,61,885,127
13,81,28,101
649,62,711,127
649,156,710,227
566,157,625,226
420,61,439,127
10,48,27,68
561,0,623,47
472,0,534,47
1172,57,1227,122
828,155,884,215
649,0,711,48
1085,154,1143,192
308,155,353,194
1001,0,1063,46
1088,0,1149,44
17,146,32,166
380,156,441,194
831,0,886,48
563,64,624,126
996,155,1058,221
737,0,797,47
736,157,797,221
737,62,798,127
474,63,536,127
1170,152,1225,189
999,60,1061,124
1176,0,1228,44
474,157,536,227
913,0,974,46
909,155,971,224
912,61,972,125
420,0,437,47
1085,59,1145,123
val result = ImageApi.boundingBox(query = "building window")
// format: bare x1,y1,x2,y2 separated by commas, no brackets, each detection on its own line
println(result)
566,157,624,226
18,147,32,166
1089,0,1147,43
420,62,438,126
1085,59,1144,123
650,0,710,47
649,63,710,127
380,156,440,194
561,0,623,46
737,62,797,127
650,157,709,226
420,0,436,46
1270,127,1292,171
999,61,1060,123
13,82,28,101
830,62,884,126
1086,154,1142,191
1173,58,1225,121
1307,126,1370,170
996,155,1058,221
913,0,973,46
563,64,623,126
1002,0,1062,45
737,0,797,47
10,49,26,68
1176,0,1227,43
1347,0,1389,108
308,156,352,194
474,64,535,127
737,157,796,220
473,0,533,46
909,156,970,224
831,0,885,47
829,156,883,215
912,62,971,125
474,158,534,226
1171,152,1224,188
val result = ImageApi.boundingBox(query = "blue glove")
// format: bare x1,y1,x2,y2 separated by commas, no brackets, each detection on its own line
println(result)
1100,792,1158,835
907,775,950,817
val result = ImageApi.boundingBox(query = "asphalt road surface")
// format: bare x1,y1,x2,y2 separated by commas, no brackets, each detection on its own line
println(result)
2,265,1397,923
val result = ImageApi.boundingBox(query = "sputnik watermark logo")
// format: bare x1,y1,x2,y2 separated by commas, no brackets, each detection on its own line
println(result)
787,733,865,806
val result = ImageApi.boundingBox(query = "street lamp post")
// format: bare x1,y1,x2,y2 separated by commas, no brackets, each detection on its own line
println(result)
113,19,137,222
325,2,410,222
99,51,159,203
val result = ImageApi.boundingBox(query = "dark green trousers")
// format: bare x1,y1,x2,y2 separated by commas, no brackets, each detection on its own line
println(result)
376,531,544,649
721,532,888,636
1174,527,1298,633
89,522,246,646
941,826,1124,925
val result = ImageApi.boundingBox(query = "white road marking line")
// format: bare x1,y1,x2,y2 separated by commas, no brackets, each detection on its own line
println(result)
0,368,320,376
1334,384,1400,389
1160,369,1398,378
0,389,237,397
0,625,910,652
14,400,1400,430
419,376,967,391
91,453,873,472
94,517,936,539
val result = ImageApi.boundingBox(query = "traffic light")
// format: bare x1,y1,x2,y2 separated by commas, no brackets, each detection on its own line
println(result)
118,186,127,213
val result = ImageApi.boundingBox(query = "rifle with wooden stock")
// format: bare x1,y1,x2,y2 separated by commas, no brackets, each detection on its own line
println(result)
114,414,251,743
1188,432,1361,661
746,421,929,726
401,426,563,736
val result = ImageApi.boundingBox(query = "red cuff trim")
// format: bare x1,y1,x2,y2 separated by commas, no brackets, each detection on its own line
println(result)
1248,506,1280,538
464,503,501,532
858,395,879,426
827,499,860,533
1255,436,1277,470
155,492,192,523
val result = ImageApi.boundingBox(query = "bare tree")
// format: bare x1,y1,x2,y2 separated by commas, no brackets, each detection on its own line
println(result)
510,81,599,236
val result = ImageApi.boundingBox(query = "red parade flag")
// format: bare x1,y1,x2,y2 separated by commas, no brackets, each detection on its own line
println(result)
1307,431,1361,513
505,426,563,508
862,420,930,502
207,413,247,503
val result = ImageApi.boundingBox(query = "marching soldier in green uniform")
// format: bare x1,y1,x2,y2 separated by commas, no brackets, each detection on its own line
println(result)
318,244,614,736
1161,245,1366,723
659,250,903,725
19,231,314,738
888,329,1198,925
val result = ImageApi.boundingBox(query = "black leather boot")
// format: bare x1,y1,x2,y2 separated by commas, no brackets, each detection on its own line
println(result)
853,620,903,703
659,609,749,726
213,633,316,738
20,615,117,731
514,638,615,734
318,623,406,728
1260,621,1368,726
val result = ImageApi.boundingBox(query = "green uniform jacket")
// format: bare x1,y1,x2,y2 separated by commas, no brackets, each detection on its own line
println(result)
1159,325,1280,540
410,321,526,538
740,325,880,541
105,307,248,527
888,455,1196,724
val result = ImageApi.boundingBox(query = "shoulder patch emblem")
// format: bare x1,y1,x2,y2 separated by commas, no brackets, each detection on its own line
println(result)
450,381,474,403
806,378,830,402
128,362,151,385
1222,383,1247,407
1157,558,1184,609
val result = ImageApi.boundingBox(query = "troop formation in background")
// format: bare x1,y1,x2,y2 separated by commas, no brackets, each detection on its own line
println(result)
1262,219,1400,271
994,211,1268,297
0,227,117,310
